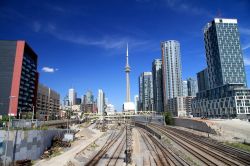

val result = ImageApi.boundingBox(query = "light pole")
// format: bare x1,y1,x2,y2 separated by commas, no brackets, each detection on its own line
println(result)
4,95,16,166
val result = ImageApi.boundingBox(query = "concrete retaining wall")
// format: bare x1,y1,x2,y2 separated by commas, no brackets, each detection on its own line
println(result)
173,118,217,134
0,129,66,165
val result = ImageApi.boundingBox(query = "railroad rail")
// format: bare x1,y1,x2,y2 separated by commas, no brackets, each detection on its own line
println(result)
85,128,125,166
149,123,250,166
137,127,189,166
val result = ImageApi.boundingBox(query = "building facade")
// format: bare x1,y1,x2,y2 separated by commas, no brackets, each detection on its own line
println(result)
152,59,164,112
68,88,76,105
192,18,250,119
36,84,60,120
204,18,246,89
182,80,188,96
161,40,182,110
134,95,139,113
168,96,195,117
187,78,198,96
139,72,154,111
97,89,105,115
197,68,210,92
0,40,39,118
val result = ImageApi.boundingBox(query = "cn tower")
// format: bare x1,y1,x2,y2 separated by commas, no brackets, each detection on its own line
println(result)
125,43,131,102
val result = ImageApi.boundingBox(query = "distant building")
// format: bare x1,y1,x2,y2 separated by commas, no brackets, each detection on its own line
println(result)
161,40,182,111
97,89,105,115
187,78,198,96
152,59,164,112
36,84,60,120
85,90,94,104
76,98,81,105
139,72,153,111
168,96,195,117
134,95,139,114
63,95,70,107
105,104,115,115
68,88,76,105
192,18,250,119
0,40,39,118
182,80,188,96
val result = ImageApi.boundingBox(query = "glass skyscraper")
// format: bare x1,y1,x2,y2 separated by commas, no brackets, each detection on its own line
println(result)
192,18,250,119
204,18,246,88
152,59,164,112
161,40,182,108
138,72,153,111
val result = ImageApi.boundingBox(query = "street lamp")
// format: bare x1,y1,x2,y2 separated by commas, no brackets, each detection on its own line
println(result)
4,95,16,166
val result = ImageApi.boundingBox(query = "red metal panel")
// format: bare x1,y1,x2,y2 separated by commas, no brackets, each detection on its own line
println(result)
9,41,25,116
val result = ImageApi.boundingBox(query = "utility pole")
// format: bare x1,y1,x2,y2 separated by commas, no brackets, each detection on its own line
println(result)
4,96,16,166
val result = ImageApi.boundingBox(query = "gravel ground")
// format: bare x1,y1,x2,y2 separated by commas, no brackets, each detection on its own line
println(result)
34,123,103,166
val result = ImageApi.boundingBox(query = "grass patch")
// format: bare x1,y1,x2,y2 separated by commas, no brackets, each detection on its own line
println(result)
225,142,250,153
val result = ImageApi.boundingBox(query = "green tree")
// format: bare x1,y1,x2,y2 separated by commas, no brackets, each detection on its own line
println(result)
163,112,173,125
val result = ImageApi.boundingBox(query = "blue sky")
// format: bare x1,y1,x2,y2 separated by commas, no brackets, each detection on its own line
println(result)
1,0,250,111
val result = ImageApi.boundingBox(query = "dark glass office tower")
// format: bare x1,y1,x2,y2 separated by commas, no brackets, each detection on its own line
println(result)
0,40,39,118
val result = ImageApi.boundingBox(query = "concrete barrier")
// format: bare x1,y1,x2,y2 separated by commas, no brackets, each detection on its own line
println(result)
173,118,217,134
0,129,67,165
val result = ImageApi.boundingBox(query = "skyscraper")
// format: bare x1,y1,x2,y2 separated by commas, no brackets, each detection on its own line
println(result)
187,78,198,96
192,18,250,119
139,72,153,111
204,18,246,88
152,59,164,112
0,40,39,118
182,80,188,97
68,88,76,105
85,90,94,104
161,40,182,109
97,89,105,115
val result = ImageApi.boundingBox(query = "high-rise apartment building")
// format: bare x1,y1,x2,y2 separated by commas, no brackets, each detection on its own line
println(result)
182,80,188,96
36,84,60,120
187,78,198,96
192,18,250,119
97,89,105,115
68,88,76,105
0,40,39,118
161,40,182,110
152,59,164,112
139,72,153,111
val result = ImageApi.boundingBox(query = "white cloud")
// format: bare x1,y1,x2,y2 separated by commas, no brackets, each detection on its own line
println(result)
42,67,58,73
244,57,250,66
240,27,250,36
243,43,250,50
45,24,149,49
164,0,212,16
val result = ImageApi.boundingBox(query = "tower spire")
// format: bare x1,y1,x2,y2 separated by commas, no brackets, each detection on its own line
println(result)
125,43,131,102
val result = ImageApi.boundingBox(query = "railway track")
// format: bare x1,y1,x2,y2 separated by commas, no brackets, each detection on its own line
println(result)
164,125,250,165
106,133,126,166
138,127,189,166
85,128,125,166
149,123,250,166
